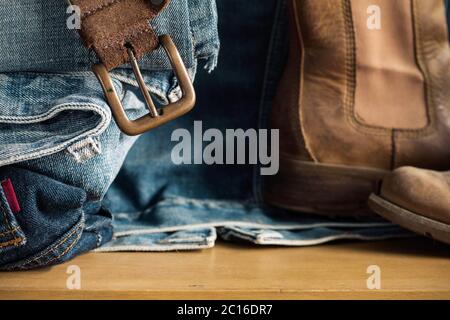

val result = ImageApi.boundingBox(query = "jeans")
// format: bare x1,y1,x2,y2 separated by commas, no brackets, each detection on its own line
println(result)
447,0,450,40
0,0,425,270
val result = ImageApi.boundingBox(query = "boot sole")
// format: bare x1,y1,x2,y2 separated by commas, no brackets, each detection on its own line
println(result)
368,194,450,245
263,157,388,218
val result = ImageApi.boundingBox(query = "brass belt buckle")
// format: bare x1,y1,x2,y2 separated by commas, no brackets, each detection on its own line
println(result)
92,35,196,136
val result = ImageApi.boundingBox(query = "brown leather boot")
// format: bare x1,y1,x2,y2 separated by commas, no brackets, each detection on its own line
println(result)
264,0,450,217
369,167,450,245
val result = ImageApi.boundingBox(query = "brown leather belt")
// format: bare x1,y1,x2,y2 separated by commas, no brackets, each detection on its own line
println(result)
69,0,196,136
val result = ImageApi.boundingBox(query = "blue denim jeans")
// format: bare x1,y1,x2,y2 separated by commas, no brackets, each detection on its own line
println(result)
2,0,443,270
447,0,450,40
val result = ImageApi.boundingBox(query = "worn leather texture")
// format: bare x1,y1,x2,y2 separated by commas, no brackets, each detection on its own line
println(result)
273,0,450,171
394,0,450,170
70,0,169,70
381,167,450,224
270,0,312,162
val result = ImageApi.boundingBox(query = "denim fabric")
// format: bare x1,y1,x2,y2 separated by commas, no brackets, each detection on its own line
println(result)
447,0,450,40
0,74,147,270
0,0,219,104
0,0,220,270
0,0,414,270
0,0,219,73
98,0,411,252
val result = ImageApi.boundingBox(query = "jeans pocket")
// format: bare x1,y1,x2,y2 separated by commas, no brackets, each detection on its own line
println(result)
0,166,90,271
0,181,26,254
0,214,85,271
0,72,123,168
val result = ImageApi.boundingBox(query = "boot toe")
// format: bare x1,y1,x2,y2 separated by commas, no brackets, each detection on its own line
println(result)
380,167,450,225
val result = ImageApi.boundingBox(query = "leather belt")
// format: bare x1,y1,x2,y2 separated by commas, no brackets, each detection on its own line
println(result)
69,0,196,136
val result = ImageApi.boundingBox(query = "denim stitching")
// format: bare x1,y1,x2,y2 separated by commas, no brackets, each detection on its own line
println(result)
0,103,108,123
113,220,393,238
0,226,19,237
0,104,111,167
7,228,82,270
221,229,411,246
10,224,82,270
30,225,83,269
0,237,24,248
1,71,125,97
9,218,84,269
67,137,102,163
96,229,217,252
18,223,81,266
95,242,215,252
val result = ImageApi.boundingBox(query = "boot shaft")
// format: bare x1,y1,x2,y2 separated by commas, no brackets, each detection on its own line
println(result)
272,0,450,170
265,0,450,217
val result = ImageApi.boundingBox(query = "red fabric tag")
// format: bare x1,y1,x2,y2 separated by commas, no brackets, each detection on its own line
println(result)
1,179,21,214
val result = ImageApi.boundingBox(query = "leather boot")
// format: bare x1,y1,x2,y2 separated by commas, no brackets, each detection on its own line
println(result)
369,167,450,245
264,0,450,217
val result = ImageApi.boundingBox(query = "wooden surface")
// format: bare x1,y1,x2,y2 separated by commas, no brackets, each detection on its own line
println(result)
1,238,450,300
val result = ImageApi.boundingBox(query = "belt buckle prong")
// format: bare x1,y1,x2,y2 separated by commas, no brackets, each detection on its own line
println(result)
92,35,196,136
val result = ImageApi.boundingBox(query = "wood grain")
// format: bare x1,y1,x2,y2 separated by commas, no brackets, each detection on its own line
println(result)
1,238,449,300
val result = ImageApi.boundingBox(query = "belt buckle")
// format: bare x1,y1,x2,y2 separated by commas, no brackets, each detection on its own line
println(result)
92,35,196,136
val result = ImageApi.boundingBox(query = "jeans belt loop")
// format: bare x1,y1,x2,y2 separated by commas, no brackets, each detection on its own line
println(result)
69,0,196,136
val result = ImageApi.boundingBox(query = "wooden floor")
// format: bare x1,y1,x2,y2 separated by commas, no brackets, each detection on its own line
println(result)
1,238,449,300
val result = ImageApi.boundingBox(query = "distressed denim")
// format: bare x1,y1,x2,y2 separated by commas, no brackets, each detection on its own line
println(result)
1,0,439,270
0,0,219,73
0,0,220,270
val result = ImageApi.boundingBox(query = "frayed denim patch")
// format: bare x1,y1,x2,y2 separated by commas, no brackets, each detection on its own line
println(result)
0,73,118,167
96,228,216,252
67,137,102,163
